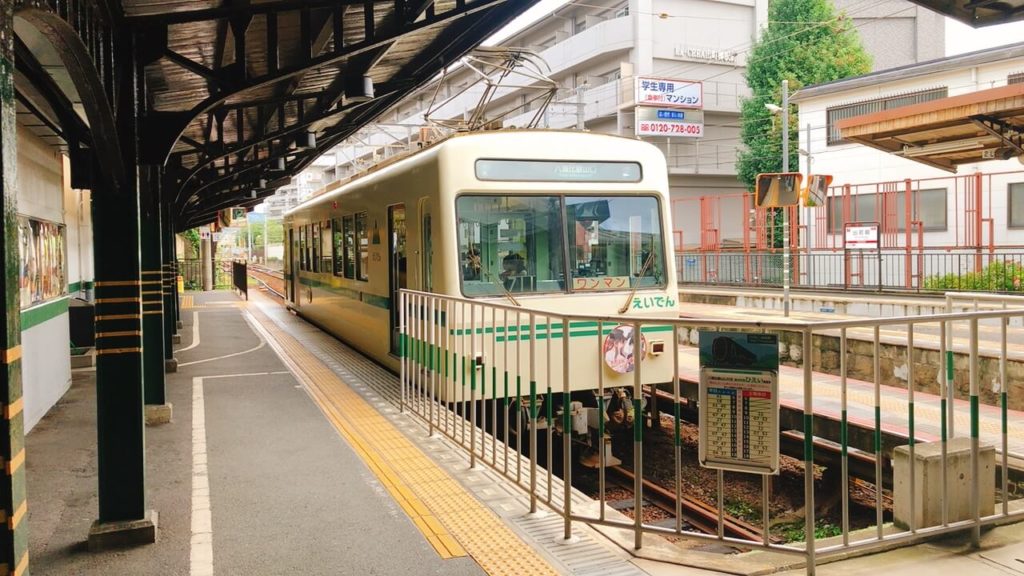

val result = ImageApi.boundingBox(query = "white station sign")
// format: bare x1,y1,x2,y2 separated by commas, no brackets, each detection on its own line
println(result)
635,107,704,138
635,77,702,109
844,223,879,250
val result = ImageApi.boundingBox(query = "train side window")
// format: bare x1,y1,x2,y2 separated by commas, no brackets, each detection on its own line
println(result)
356,212,369,281
321,220,333,272
332,218,344,276
312,223,320,273
299,226,307,271
343,215,356,279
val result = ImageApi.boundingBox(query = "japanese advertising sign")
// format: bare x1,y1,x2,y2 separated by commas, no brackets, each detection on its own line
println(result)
635,77,702,109
698,331,780,475
635,107,704,138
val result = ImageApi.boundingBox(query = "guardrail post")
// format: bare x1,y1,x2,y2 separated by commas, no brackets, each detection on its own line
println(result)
803,328,816,575
970,318,980,546
563,317,573,540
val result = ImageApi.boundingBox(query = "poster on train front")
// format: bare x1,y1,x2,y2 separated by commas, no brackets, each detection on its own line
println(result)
697,331,780,475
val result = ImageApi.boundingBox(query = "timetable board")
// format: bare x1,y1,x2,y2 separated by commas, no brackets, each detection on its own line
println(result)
697,332,780,475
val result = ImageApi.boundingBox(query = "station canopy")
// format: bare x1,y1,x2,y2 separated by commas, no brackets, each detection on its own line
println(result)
15,0,540,230
905,0,1024,27
837,83,1024,173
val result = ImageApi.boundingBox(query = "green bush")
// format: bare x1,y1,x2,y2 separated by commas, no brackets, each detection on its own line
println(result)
924,261,1024,293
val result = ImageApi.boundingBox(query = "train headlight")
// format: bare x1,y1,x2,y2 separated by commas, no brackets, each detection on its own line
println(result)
649,340,665,356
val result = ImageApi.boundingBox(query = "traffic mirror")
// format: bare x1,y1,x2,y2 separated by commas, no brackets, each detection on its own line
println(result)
755,173,803,208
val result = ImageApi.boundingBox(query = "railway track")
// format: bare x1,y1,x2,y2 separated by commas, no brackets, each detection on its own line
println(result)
247,265,285,300
602,465,779,544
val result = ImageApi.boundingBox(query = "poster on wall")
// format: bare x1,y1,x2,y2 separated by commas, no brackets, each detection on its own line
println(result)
18,216,67,309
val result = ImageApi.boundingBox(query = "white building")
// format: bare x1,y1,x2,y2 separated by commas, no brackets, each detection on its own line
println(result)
792,42,1024,289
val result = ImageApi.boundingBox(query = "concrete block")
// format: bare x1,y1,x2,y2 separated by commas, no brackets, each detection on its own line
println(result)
145,403,173,426
70,350,95,369
165,359,178,374
893,437,994,530
172,334,182,344
88,509,158,551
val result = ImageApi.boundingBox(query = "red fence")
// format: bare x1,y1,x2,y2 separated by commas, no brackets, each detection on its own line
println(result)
673,169,1024,291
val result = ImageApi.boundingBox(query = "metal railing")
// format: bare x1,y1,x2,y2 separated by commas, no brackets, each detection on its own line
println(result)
398,289,1024,574
677,250,1024,293
177,259,235,290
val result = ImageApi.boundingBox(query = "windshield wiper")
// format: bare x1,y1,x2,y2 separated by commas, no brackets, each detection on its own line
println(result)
618,250,656,314
486,272,521,307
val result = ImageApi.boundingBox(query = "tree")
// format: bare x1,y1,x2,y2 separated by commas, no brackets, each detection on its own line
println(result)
737,0,872,191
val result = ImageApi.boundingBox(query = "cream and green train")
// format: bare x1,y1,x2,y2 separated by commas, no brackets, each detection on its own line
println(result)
284,129,679,404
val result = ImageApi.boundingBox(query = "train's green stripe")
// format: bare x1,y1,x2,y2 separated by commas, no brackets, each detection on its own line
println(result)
450,322,674,337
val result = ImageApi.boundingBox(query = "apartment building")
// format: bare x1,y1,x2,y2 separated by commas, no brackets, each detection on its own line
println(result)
289,0,944,216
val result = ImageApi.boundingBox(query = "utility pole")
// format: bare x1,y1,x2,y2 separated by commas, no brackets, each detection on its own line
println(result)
804,122,813,290
782,79,791,317
576,83,586,130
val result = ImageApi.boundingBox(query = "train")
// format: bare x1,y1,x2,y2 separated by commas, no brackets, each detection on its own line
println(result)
284,129,679,459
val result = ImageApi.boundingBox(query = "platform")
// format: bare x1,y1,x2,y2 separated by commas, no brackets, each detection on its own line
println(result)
24,289,1024,575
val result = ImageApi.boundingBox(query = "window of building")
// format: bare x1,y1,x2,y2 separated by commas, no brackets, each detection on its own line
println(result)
1009,72,1024,85
614,4,629,17
826,87,948,145
356,212,369,280
1010,182,1024,228
826,188,947,234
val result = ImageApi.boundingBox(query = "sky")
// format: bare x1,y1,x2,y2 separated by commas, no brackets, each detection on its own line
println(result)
487,0,1024,56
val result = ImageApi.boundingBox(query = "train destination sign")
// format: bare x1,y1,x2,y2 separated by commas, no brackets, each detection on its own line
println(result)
635,107,704,138
475,160,642,182
635,76,702,109
698,331,780,475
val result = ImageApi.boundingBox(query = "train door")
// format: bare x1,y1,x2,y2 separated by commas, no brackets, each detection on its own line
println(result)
287,228,297,303
388,204,406,355
419,198,433,292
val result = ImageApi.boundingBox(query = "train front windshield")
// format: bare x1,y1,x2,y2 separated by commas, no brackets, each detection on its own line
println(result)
456,195,666,297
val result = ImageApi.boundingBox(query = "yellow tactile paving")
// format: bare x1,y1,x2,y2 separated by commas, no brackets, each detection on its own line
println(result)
247,304,560,576
181,295,194,309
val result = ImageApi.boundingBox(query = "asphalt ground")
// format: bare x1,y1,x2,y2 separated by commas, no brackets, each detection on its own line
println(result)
27,291,484,575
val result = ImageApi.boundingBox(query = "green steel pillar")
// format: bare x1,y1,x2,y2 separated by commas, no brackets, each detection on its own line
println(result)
87,30,155,548
140,167,171,419
0,6,30,573
161,191,176,364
